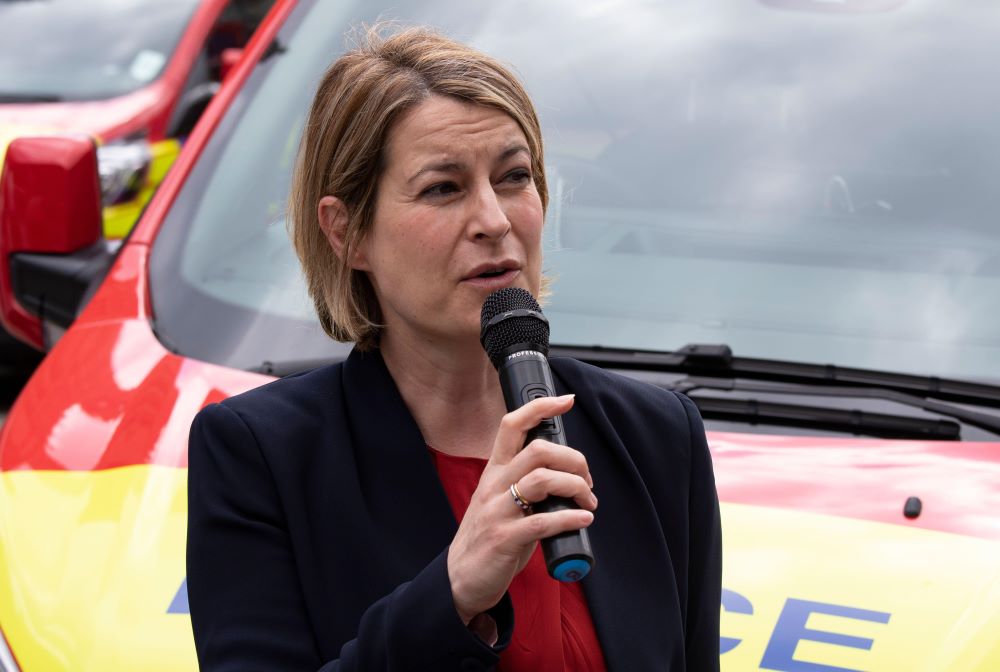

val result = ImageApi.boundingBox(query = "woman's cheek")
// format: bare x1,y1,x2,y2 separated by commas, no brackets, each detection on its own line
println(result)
513,194,544,231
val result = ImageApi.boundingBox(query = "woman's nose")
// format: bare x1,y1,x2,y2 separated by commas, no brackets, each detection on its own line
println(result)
467,183,511,240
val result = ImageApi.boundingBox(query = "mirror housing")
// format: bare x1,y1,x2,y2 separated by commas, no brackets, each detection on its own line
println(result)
0,135,104,349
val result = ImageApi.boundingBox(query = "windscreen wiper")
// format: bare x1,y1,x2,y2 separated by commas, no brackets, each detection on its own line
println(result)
682,394,961,441
671,377,1000,438
550,343,1000,410
253,358,337,377
0,93,62,103
248,347,980,440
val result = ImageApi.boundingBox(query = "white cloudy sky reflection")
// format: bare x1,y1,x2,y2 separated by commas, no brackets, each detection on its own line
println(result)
0,0,200,99
145,0,999,379
460,0,1000,377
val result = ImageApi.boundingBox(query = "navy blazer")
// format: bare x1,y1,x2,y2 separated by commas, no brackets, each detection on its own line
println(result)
186,348,721,671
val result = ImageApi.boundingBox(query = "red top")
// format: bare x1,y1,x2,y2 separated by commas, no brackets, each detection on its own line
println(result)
428,448,608,672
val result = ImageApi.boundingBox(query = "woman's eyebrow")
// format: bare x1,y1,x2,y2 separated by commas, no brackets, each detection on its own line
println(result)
408,160,464,184
406,144,530,184
499,144,530,162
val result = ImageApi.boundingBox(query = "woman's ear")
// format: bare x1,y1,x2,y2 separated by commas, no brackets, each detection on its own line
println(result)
318,196,369,270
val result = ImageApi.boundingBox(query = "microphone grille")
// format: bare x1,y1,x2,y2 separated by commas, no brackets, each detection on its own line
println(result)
480,288,550,366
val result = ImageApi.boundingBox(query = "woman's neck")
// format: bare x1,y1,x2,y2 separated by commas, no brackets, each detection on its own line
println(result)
379,331,507,459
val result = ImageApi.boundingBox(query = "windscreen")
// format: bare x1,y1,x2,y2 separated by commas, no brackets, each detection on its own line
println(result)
150,0,1000,381
0,0,201,101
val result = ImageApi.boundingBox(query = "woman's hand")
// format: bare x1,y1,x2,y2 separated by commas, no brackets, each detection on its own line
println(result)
446,394,598,624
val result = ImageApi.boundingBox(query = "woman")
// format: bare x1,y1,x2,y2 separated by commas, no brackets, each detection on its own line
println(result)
186,26,721,672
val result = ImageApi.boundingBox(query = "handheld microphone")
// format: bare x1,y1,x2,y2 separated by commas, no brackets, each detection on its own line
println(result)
480,287,595,582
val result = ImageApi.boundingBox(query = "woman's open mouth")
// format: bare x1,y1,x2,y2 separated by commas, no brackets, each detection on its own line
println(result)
463,265,520,287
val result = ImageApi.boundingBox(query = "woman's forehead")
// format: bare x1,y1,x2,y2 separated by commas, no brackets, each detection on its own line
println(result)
384,96,529,170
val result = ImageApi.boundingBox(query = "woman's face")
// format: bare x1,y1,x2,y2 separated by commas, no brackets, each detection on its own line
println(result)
355,95,544,348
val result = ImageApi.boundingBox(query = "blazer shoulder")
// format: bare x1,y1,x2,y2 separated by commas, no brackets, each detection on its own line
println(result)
549,356,706,469
220,362,343,419
189,363,348,457
550,356,693,423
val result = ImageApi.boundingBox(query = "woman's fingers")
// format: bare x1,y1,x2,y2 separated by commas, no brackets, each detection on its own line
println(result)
505,439,593,488
447,394,594,621
490,394,576,465
504,507,595,548
513,468,597,511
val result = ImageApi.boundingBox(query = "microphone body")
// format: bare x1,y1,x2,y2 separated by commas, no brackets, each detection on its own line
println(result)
495,347,594,582
480,288,595,582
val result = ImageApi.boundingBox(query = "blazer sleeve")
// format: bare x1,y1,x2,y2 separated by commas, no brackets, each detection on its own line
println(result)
677,393,723,671
186,402,513,672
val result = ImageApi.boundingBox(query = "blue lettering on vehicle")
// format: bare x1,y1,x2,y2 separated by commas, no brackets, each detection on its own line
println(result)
720,588,755,654
759,598,891,672
721,590,891,671
168,579,189,614
169,579,891,671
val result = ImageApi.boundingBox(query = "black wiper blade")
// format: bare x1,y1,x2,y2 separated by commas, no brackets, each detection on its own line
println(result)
0,92,63,103
685,394,961,441
673,377,1000,438
550,343,1000,409
251,358,336,377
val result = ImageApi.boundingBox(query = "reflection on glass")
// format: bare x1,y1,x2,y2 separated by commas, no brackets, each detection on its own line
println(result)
0,0,201,100
150,0,1000,380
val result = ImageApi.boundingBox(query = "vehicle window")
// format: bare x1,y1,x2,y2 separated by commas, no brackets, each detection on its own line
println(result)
0,0,202,101
204,0,276,81
168,0,278,137
150,0,1000,381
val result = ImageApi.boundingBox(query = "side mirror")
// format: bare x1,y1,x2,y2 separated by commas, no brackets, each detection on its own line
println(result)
0,135,111,349
220,47,244,82
168,81,221,138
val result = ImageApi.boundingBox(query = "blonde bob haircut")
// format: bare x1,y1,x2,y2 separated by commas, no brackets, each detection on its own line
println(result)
288,25,549,351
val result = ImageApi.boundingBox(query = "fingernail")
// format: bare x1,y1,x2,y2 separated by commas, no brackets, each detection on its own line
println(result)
557,394,576,401
580,511,595,524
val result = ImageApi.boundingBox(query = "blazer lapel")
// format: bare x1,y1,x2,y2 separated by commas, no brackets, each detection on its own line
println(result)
341,349,458,572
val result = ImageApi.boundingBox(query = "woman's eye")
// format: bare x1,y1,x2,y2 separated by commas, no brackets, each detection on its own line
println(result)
505,169,531,184
421,182,459,198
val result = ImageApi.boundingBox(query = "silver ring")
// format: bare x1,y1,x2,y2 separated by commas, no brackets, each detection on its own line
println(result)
509,482,532,513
